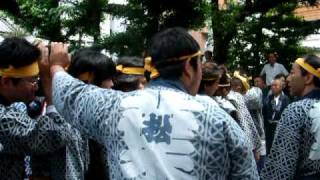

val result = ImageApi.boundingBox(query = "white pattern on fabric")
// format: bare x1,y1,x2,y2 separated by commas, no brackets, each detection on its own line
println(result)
227,91,262,151
308,102,320,160
53,71,260,180
261,99,320,179
0,101,85,180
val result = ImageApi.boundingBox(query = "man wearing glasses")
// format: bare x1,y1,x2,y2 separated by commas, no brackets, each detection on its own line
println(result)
0,37,84,180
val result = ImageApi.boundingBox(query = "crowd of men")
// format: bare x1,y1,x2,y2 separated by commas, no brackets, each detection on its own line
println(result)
0,27,320,180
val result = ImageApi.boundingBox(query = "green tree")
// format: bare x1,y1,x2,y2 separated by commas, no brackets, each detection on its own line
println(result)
101,0,209,56
1,0,208,56
1,0,107,49
209,0,320,74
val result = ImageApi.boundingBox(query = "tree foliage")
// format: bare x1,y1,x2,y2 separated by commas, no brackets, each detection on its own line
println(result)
101,0,208,56
1,0,320,73
0,0,208,56
209,0,320,74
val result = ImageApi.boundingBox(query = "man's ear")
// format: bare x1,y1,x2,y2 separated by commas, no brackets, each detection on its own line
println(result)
0,77,13,86
304,73,315,85
183,59,193,79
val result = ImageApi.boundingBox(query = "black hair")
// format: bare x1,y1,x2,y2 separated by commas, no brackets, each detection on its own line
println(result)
265,51,279,59
252,74,266,86
204,50,213,61
145,27,200,80
274,73,286,80
253,74,263,81
113,56,145,92
300,54,320,88
199,62,221,93
68,48,116,86
0,37,40,69
219,72,230,86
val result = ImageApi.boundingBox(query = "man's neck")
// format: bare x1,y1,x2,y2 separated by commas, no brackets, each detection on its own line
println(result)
0,89,12,105
273,93,281,98
301,85,316,97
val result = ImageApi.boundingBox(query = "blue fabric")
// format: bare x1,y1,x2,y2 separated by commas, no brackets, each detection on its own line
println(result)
148,78,187,93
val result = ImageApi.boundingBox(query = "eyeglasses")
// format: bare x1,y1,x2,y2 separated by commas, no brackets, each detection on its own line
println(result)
21,76,40,86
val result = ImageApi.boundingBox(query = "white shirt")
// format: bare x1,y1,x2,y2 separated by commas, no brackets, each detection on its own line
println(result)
274,95,280,106
260,62,289,86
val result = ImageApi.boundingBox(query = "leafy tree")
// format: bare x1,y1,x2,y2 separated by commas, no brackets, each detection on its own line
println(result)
1,0,107,48
209,0,320,74
1,0,208,56
101,0,209,56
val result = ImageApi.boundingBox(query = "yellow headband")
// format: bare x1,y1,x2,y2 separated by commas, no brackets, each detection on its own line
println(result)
144,51,203,79
0,61,39,78
78,72,94,82
295,58,320,78
233,71,250,91
116,65,145,75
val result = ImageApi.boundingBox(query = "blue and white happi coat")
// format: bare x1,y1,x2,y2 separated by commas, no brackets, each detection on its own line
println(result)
261,89,320,180
0,100,86,180
227,91,262,151
53,71,259,180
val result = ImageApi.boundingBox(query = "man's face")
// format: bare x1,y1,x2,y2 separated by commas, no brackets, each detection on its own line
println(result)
231,79,243,94
215,86,230,97
9,76,39,104
254,77,265,89
271,79,282,96
287,63,305,97
268,53,277,65
204,79,220,97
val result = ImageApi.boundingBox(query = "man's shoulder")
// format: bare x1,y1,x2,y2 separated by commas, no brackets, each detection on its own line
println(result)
275,62,285,67
283,99,316,116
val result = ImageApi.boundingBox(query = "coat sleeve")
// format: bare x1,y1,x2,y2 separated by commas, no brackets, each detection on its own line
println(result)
0,103,72,154
222,112,260,179
52,71,122,143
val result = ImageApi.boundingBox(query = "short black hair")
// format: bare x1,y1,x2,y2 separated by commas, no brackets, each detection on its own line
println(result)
146,27,200,80
113,56,145,92
300,54,320,88
274,73,286,80
253,74,264,82
0,37,40,69
199,62,220,93
68,48,116,86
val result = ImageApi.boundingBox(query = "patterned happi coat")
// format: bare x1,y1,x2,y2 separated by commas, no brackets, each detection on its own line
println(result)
261,89,320,180
227,91,262,151
244,87,265,141
0,97,86,180
53,71,259,180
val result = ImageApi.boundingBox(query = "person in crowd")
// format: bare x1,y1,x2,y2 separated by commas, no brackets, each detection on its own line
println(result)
198,62,221,97
263,78,290,154
253,74,269,101
0,37,84,180
213,70,240,123
204,50,213,62
230,70,265,166
260,52,289,87
46,27,259,179
113,56,147,92
261,55,320,179
68,48,116,88
68,48,117,180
